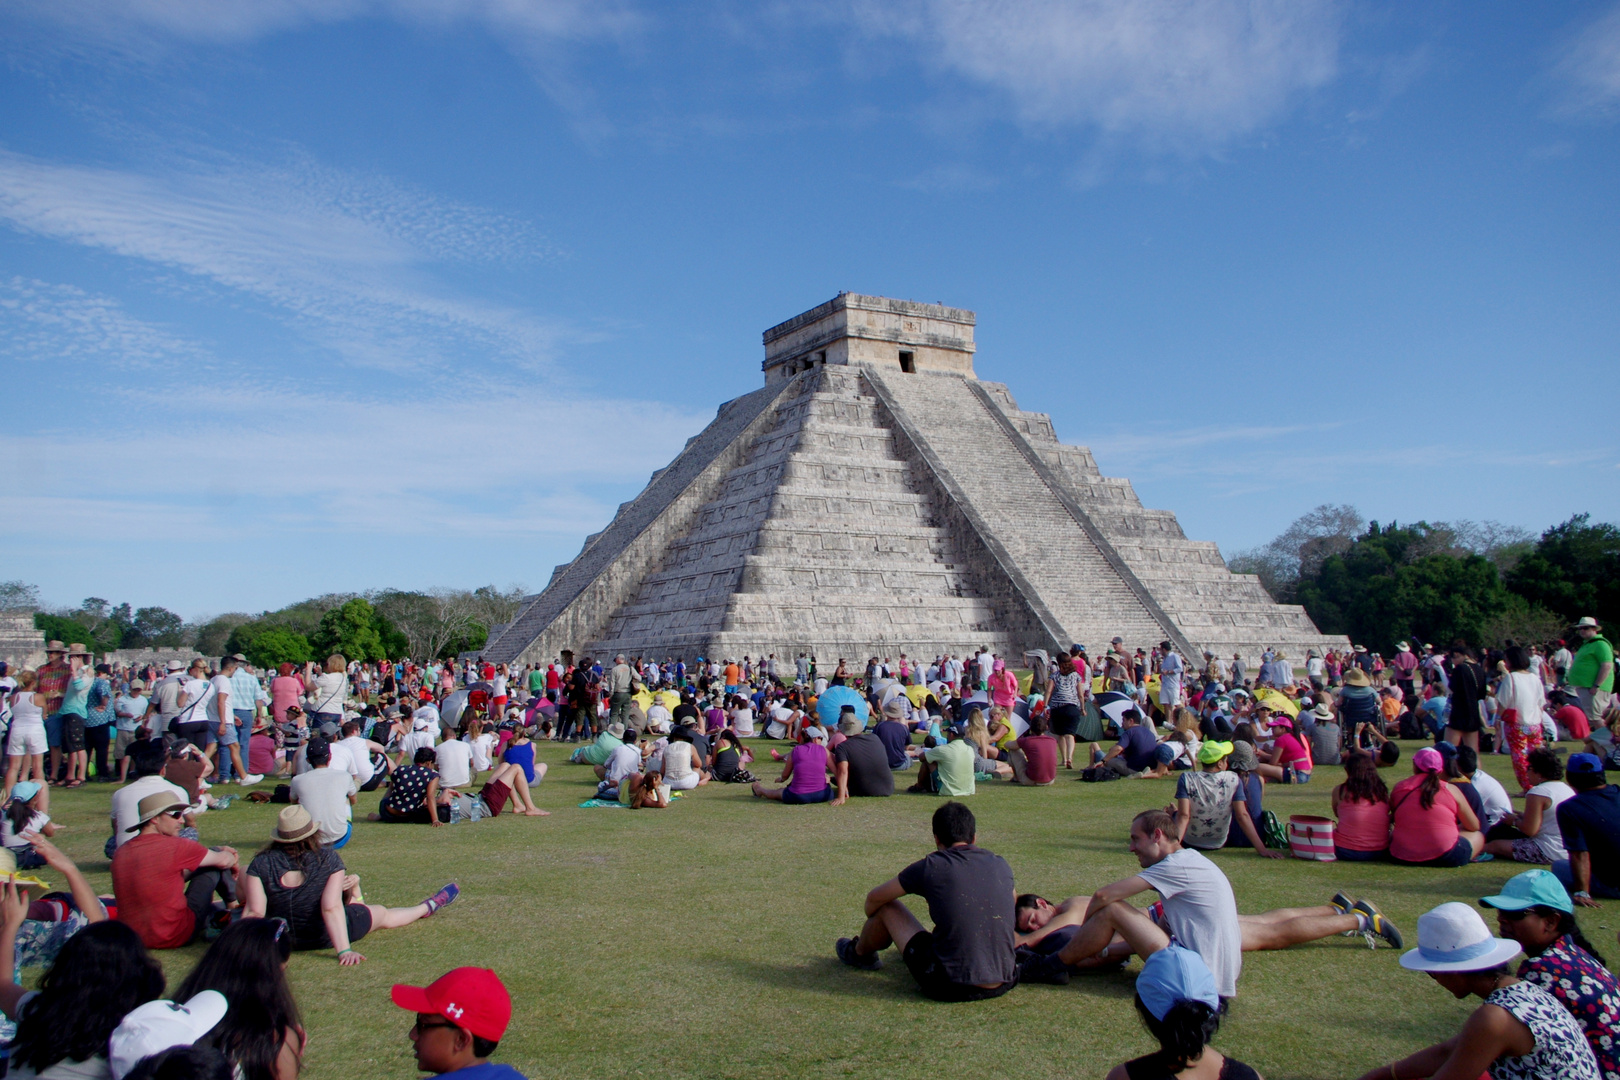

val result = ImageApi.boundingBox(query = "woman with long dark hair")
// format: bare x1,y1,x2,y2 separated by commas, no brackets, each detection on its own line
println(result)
1331,752,1391,861
1105,944,1261,1080
176,918,305,1080
1481,870,1620,1078
6,920,165,1079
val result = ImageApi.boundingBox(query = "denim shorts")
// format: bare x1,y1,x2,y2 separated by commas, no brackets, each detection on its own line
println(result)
781,784,834,805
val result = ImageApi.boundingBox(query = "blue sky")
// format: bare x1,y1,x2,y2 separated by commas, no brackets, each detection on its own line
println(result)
2,0,1618,619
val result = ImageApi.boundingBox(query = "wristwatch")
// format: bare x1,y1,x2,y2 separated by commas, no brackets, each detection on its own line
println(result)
1574,890,1592,898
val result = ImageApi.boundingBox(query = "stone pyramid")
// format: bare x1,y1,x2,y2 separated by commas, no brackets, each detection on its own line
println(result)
483,295,1346,666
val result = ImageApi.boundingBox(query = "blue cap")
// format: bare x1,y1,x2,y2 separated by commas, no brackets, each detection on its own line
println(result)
1568,753,1605,776
1480,869,1573,915
1136,943,1220,1021
9,781,40,803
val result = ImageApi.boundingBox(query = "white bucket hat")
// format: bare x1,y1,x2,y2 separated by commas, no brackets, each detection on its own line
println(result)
1398,902,1522,973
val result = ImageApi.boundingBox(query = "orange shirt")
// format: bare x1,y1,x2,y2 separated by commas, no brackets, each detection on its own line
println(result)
723,664,740,686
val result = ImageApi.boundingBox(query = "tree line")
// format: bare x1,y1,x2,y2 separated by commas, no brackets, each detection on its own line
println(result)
0,582,527,668
1228,507,1620,654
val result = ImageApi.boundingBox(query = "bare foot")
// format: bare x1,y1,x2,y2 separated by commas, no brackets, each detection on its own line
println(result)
523,808,550,816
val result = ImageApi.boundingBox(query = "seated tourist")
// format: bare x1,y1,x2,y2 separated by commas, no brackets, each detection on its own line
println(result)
1104,944,1263,1080
499,728,546,789
1171,741,1279,857
1355,903,1599,1080
1,781,53,871
112,791,242,949
1097,710,1165,778
908,724,977,796
1331,751,1391,861
176,918,307,1080
834,801,1017,1002
1008,713,1058,786
709,730,755,784
874,698,913,770
1257,716,1311,783
1485,747,1575,865
831,714,894,803
335,720,391,793
619,768,670,809
572,722,624,767
1458,744,1513,832
1,919,164,1076
1389,746,1483,867
390,967,526,1080
369,747,449,825
660,729,708,791
1016,810,1241,995
244,806,458,965
1551,752,1620,902
289,736,357,848
1480,869,1620,1077
753,728,833,804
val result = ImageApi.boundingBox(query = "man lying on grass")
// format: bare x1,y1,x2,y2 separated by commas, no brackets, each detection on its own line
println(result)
834,801,1017,1001
1015,809,1401,999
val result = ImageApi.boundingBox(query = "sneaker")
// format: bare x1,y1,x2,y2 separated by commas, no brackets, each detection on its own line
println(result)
836,937,882,970
1352,899,1403,949
240,774,264,786
1016,950,1071,986
1329,892,1354,916
423,883,460,915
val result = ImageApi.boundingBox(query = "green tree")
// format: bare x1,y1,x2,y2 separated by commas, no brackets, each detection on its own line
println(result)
131,607,185,648
1296,521,1523,653
194,613,252,658
1505,514,1620,631
33,612,99,651
311,597,385,662
245,627,313,669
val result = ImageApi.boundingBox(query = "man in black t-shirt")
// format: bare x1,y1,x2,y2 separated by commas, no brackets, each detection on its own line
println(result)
831,717,893,803
1556,753,1620,902
834,802,1017,1001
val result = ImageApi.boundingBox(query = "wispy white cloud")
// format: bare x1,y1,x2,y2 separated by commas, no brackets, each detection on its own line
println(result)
846,0,1343,150
0,276,210,371
0,150,571,376
1551,2,1620,118
0,376,711,541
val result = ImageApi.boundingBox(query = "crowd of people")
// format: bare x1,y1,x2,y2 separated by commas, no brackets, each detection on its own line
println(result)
0,619,1615,1079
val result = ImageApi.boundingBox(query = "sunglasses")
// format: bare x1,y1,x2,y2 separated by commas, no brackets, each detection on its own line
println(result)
165,809,186,820
412,1018,461,1034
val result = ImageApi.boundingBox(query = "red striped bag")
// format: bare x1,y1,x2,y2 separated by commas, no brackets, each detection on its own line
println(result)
1287,814,1337,861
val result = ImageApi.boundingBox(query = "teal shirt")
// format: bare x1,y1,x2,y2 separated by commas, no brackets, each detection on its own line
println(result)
57,671,92,717
923,739,977,797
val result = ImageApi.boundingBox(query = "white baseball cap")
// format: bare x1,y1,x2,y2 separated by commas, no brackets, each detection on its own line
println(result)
109,991,228,1080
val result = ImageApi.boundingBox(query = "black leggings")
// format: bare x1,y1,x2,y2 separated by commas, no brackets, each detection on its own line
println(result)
85,724,112,778
377,802,450,824
184,866,236,942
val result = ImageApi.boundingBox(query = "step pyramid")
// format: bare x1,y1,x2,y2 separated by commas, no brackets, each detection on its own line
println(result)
483,295,1346,667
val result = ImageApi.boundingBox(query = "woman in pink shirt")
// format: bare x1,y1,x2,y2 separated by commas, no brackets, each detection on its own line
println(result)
1261,716,1312,783
1331,751,1391,860
988,659,1019,711
269,664,306,724
1389,746,1483,867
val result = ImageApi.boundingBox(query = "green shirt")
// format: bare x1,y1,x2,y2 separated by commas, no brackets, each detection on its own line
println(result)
527,669,545,693
924,740,977,797
1570,637,1616,692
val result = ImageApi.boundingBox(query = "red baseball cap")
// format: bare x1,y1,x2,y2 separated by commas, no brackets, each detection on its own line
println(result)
391,968,512,1042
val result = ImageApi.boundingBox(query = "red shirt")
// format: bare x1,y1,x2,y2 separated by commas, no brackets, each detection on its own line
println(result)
36,660,70,716
112,833,208,949
1017,734,1058,784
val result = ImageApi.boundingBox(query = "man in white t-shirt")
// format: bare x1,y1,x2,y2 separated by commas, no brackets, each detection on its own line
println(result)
109,742,192,851
1158,644,1184,710
1020,808,1243,999
335,720,390,791
435,737,474,789
397,716,438,766
289,736,357,847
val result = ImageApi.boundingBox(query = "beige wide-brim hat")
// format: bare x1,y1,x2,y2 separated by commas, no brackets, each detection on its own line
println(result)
128,793,190,832
1344,668,1372,687
67,643,90,656
45,641,66,653
273,805,319,843
1577,617,1602,630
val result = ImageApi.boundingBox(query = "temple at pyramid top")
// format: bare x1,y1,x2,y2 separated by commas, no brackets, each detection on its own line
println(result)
763,294,977,383
481,295,1347,667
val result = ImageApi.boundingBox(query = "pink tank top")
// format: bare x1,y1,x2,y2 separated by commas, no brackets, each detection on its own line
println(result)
1334,795,1390,852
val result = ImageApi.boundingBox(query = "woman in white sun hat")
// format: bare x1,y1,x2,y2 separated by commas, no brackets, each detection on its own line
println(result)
1356,901,1599,1080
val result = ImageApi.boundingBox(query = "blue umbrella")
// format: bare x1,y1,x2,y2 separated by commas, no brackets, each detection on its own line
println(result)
816,685,869,727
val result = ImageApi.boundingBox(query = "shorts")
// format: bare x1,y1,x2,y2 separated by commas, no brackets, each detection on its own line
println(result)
781,784,834,805
901,931,1016,1002
479,779,511,817
1393,836,1474,868
665,772,700,791
114,729,140,759
1447,706,1482,734
331,822,352,850
8,724,47,757
1511,837,1556,865
1335,846,1389,862
1048,703,1083,738
62,715,86,754
327,902,371,946
1281,766,1311,784
44,714,64,749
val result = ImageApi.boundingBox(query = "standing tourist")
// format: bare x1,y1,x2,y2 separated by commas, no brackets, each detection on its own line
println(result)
34,642,69,786
84,663,116,783
306,656,348,736
1497,645,1548,793
1445,643,1487,753
1569,618,1615,733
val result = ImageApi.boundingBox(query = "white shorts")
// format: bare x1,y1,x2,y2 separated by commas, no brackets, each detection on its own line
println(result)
664,772,700,791
8,725,47,757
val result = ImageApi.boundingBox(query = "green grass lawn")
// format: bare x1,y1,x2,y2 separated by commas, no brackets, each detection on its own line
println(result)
36,739,1615,1080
